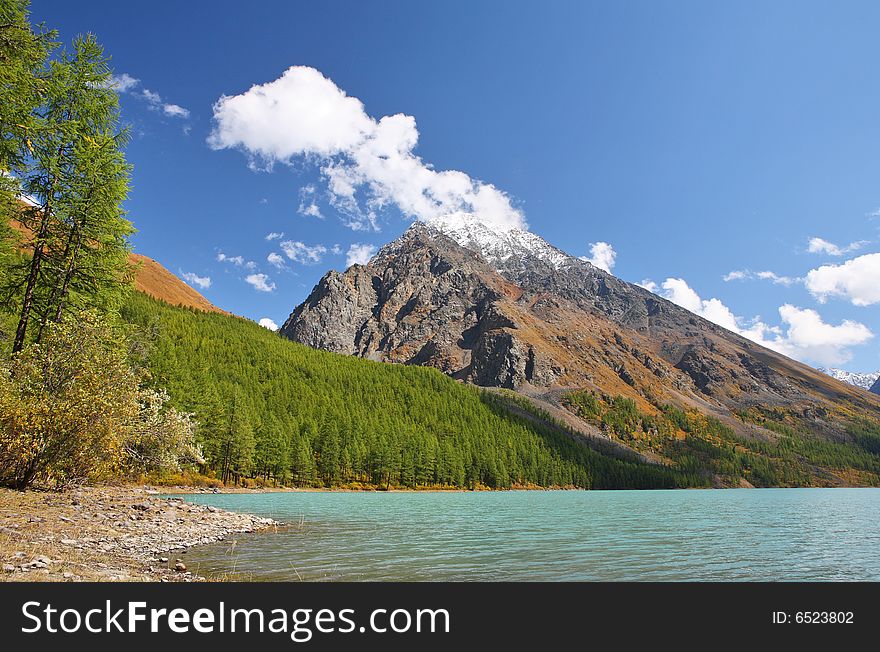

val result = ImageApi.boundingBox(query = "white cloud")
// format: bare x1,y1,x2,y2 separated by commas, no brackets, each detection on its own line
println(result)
109,73,139,92
163,103,190,119
769,305,873,366
804,252,880,306
579,241,616,272
258,317,279,331
807,237,868,257
138,88,190,119
245,273,276,292
265,232,284,241
179,271,211,289
346,243,377,267
755,271,798,286
267,252,286,269
300,202,323,218
331,244,342,255
208,66,525,233
109,74,189,119
659,278,741,332
298,184,324,219
643,277,873,366
142,88,161,104
280,240,327,265
217,252,245,266
724,269,799,286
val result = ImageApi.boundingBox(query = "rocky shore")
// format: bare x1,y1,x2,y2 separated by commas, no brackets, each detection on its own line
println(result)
0,486,279,582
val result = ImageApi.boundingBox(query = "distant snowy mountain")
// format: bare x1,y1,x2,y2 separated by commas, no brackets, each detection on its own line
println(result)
818,368,880,391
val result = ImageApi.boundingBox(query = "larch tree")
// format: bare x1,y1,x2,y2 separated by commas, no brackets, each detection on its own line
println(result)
7,30,132,353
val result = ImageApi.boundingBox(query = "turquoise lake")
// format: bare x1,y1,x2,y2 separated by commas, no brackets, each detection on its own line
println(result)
180,488,880,581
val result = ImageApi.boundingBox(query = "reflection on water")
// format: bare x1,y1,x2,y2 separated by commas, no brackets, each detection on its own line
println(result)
179,488,880,581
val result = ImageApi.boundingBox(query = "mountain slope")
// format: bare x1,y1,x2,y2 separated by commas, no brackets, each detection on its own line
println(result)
131,253,224,314
282,219,880,452
872,378,880,396
10,210,222,315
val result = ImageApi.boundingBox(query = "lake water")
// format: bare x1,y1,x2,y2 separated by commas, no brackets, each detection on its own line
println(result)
180,488,880,581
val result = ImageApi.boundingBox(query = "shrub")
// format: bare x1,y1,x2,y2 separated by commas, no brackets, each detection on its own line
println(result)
0,312,139,488
0,311,203,488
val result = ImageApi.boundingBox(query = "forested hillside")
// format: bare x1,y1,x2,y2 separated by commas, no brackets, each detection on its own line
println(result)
121,292,690,490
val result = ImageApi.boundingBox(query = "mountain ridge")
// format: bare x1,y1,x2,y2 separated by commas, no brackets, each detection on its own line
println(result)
281,218,880,448
818,368,880,392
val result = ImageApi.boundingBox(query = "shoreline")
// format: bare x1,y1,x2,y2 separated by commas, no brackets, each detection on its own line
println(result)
0,486,278,582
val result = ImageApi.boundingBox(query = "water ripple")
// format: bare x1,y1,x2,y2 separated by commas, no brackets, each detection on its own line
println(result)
180,488,880,581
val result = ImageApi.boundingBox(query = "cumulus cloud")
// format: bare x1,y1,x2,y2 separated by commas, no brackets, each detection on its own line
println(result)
723,269,799,286
658,278,741,332
208,66,525,233
804,252,880,306
346,243,377,267
258,317,279,331
245,273,276,292
179,271,211,289
280,240,327,265
807,237,868,256
265,232,284,241
267,252,286,269
641,277,872,365
769,305,873,365
579,242,616,273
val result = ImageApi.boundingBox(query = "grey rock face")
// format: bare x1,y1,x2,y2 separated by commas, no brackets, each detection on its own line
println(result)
282,224,558,388
871,377,880,395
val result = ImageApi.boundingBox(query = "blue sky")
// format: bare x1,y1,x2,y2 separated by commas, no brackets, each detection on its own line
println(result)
33,0,880,371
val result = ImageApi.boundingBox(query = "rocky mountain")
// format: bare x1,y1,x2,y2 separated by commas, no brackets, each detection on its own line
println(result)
818,368,880,392
872,378,880,396
281,217,880,443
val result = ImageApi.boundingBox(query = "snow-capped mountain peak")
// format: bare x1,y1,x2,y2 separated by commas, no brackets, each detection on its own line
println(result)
818,368,880,391
420,212,577,271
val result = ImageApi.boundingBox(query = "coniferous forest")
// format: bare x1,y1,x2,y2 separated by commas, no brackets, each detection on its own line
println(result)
121,292,689,490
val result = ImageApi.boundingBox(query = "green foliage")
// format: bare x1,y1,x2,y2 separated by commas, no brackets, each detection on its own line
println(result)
120,292,692,490
564,390,880,487
1,18,133,353
0,0,56,178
